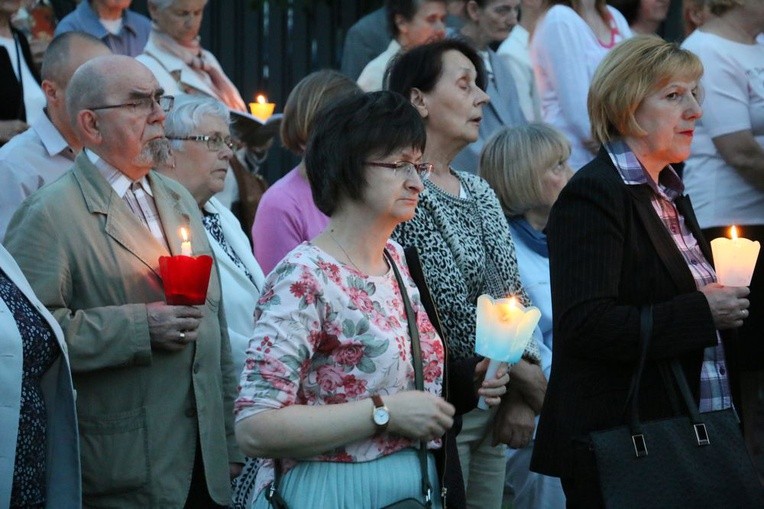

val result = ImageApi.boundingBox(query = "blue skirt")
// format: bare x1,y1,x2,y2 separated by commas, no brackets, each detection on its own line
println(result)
252,448,442,508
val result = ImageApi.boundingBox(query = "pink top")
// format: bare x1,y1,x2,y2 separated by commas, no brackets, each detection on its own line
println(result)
235,240,445,495
251,166,330,275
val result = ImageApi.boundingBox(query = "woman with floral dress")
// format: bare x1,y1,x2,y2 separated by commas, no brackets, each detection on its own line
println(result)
235,91,508,509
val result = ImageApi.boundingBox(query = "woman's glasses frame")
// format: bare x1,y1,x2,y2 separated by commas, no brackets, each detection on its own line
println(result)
365,161,433,180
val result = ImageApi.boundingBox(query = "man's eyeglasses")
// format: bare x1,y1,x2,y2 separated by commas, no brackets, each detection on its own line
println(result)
167,135,236,151
365,161,433,180
89,95,174,114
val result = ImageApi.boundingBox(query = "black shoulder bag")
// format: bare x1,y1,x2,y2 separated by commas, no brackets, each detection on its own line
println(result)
585,306,763,508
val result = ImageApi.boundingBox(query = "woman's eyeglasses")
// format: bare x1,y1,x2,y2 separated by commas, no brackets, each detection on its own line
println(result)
365,161,433,180
167,135,236,151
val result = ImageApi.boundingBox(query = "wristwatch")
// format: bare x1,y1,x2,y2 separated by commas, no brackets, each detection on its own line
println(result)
371,394,389,433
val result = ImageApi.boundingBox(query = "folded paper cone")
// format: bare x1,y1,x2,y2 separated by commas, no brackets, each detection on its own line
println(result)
159,255,213,305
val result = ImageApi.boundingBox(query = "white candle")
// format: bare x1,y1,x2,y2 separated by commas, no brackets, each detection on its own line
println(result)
248,94,275,123
179,227,193,257
711,226,760,287
475,294,541,409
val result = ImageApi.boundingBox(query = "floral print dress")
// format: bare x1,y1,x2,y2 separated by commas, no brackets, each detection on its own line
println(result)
235,240,445,498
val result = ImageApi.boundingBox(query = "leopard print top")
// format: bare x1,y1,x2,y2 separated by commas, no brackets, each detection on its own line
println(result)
393,170,541,362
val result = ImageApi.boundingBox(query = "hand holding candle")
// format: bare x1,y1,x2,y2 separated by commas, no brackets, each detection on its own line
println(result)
711,226,760,287
475,295,541,410
248,94,275,123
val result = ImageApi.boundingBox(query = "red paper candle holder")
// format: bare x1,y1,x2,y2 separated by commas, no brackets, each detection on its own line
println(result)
159,255,213,305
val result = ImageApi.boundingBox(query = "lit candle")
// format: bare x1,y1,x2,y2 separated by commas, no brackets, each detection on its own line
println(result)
179,227,192,257
475,295,541,409
248,94,275,123
711,226,760,287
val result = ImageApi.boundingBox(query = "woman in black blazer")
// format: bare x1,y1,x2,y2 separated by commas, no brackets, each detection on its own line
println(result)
529,36,751,507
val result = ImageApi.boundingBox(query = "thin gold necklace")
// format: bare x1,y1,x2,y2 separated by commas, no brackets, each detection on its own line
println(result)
328,229,362,272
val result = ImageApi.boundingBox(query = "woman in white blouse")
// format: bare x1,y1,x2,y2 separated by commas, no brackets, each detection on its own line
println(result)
530,0,630,170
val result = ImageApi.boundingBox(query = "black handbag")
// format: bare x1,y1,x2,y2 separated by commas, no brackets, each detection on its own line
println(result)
265,250,432,509
585,306,763,508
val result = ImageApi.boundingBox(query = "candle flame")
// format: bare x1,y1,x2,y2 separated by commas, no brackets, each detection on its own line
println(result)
179,227,189,242
498,297,519,322
730,225,738,240
256,94,267,104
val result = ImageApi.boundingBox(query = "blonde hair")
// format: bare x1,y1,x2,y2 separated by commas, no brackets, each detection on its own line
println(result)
588,35,703,144
280,70,361,155
479,123,571,217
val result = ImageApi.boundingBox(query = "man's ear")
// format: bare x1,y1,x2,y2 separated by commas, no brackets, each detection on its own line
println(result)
41,80,58,104
76,110,102,145
409,88,428,119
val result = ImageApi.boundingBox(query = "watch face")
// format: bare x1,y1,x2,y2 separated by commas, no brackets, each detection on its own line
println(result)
373,407,389,426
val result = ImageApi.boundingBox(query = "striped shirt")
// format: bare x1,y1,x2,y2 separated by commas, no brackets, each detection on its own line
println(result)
86,149,169,251
606,140,731,412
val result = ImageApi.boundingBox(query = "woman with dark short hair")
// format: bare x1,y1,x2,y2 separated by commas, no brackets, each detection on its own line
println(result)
389,40,545,509
234,91,508,509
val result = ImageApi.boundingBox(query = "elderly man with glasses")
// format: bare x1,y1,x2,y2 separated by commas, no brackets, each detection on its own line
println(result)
4,55,242,508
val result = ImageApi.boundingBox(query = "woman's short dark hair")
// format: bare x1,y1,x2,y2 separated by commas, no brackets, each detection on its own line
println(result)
305,91,427,217
387,38,486,98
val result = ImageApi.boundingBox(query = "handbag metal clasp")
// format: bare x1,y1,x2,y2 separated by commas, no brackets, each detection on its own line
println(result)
694,423,710,446
632,434,648,457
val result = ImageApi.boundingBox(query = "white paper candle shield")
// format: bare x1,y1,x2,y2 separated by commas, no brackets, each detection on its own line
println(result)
475,295,541,410
711,226,760,287
475,294,541,364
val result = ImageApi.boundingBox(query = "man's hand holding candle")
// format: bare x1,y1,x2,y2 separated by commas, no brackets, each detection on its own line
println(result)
146,302,203,352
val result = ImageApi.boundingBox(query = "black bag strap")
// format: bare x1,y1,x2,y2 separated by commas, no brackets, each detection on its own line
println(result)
385,248,433,507
404,245,449,403
658,362,683,415
404,246,447,344
624,306,715,453
265,466,288,509
625,306,653,433
669,360,706,424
